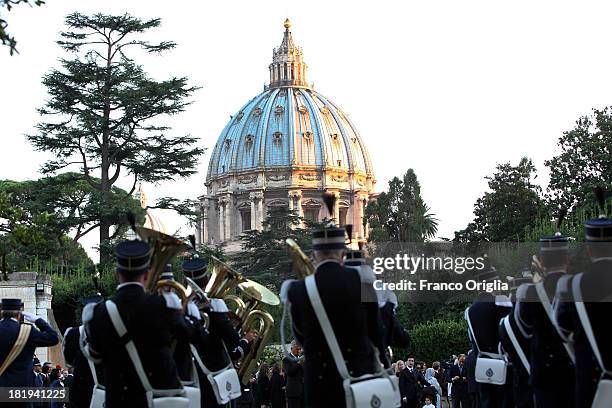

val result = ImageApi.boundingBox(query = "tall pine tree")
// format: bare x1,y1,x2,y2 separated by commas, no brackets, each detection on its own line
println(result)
28,13,203,260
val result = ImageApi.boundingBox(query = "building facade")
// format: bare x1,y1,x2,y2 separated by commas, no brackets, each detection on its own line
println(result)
198,20,375,244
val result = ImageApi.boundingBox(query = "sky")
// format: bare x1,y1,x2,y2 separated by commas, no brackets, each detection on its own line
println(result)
2,0,612,260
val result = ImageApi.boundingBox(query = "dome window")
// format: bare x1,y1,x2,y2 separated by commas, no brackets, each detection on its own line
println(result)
275,105,284,115
320,106,330,114
224,139,231,151
331,133,340,141
303,131,313,142
298,106,308,115
245,135,254,149
273,132,283,143
253,107,263,117
234,111,244,123
337,160,342,167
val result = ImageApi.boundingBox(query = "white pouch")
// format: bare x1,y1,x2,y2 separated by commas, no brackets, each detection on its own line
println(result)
304,275,401,408
190,344,241,404
466,307,507,385
474,356,507,385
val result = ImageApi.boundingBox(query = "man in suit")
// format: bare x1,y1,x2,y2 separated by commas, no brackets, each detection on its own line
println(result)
83,240,203,408
555,191,612,408
283,340,304,408
0,298,59,408
448,354,469,408
282,194,387,407
32,358,44,387
399,357,427,408
182,256,255,408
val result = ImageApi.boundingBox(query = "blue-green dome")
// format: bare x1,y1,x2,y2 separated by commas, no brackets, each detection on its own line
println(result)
206,86,374,182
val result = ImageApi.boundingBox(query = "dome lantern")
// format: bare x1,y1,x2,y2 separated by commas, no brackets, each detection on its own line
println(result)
269,19,309,89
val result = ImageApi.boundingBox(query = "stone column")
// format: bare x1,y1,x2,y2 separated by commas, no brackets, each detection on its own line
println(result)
255,191,264,230
332,191,340,224
288,190,303,227
224,196,233,240
219,200,226,241
249,192,258,230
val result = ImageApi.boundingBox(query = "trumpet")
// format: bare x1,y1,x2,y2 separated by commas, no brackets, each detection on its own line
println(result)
286,238,314,279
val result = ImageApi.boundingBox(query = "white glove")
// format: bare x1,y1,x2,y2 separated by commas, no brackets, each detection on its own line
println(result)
22,312,39,323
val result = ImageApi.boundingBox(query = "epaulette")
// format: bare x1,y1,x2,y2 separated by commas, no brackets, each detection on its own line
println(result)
187,300,201,320
82,303,96,324
209,298,229,313
280,279,297,305
162,292,182,310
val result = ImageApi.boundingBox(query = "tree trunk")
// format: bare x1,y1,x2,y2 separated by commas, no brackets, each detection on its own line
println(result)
98,39,113,264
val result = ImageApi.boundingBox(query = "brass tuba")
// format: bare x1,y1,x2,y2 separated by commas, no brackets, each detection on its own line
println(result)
130,224,192,310
286,238,314,279
206,256,280,385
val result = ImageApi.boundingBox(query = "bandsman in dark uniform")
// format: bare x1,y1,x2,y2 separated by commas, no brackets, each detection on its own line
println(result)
0,298,59,408
281,194,387,407
465,268,513,408
515,216,575,408
82,240,202,408
344,232,409,361
555,189,612,408
498,277,533,408
182,256,255,408
63,294,104,408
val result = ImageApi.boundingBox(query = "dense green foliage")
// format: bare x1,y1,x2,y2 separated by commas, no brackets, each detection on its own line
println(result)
545,108,612,211
399,319,470,363
455,158,544,243
365,169,438,243
28,12,203,260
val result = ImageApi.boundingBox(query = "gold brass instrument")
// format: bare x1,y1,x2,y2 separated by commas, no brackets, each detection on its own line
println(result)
130,225,192,309
286,238,314,279
206,256,280,385
531,255,544,283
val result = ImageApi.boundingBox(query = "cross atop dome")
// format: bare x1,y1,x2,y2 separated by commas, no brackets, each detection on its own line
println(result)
269,19,309,89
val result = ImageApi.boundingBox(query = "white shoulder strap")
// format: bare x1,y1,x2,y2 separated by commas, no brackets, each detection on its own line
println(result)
79,325,99,386
535,282,576,363
105,300,153,392
465,305,503,359
501,316,530,375
572,275,612,376
304,275,351,380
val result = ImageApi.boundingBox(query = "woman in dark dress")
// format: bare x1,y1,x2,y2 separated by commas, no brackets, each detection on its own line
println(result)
254,363,271,408
269,363,286,408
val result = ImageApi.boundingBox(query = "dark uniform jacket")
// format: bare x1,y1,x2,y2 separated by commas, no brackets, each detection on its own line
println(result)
519,274,575,390
84,282,201,408
287,259,385,407
64,325,104,408
556,259,612,408
191,298,249,408
0,317,58,387
282,353,304,398
499,303,533,408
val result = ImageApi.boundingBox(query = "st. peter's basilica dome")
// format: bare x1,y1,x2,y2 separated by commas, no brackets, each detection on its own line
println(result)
198,19,375,245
